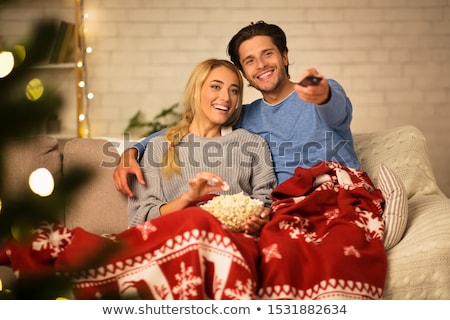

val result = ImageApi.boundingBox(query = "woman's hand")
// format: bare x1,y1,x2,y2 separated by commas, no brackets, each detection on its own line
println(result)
244,207,271,236
160,172,228,216
186,172,229,202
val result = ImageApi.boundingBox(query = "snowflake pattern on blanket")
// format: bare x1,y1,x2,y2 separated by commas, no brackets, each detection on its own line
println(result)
0,161,386,300
0,208,259,300
258,161,387,300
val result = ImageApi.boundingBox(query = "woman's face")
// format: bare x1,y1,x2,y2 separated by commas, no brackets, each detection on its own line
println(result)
198,66,240,127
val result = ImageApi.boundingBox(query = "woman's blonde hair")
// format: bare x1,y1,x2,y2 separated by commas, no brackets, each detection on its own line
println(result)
162,59,244,176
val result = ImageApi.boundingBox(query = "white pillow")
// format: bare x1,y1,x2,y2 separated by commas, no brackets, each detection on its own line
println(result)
377,164,408,250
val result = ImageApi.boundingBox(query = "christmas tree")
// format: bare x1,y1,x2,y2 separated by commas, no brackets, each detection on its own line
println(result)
0,18,91,299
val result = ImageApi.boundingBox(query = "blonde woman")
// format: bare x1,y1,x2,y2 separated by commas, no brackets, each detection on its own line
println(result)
129,59,276,229
126,58,277,299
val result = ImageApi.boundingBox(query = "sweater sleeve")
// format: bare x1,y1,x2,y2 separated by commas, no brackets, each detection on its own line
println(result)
249,136,278,207
316,79,353,131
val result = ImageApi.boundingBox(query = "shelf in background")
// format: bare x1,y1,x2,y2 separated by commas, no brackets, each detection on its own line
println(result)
33,63,76,69
48,130,76,140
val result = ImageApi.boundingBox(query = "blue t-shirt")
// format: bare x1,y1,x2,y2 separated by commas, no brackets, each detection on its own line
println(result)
135,79,359,183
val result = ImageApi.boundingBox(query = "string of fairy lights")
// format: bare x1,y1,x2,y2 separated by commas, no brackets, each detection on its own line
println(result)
0,2,93,138
75,0,92,138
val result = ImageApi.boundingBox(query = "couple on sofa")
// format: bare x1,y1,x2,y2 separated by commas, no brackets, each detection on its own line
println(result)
0,21,387,300
112,21,387,300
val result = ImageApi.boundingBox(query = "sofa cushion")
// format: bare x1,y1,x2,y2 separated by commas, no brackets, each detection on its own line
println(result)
377,164,408,250
354,125,441,199
63,138,128,235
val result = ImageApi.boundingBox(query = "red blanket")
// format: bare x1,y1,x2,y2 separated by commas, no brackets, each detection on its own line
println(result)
0,161,386,300
258,161,386,299
0,208,259,299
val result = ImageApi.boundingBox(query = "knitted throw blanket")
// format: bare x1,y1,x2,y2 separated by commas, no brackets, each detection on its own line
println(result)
258,161,387,299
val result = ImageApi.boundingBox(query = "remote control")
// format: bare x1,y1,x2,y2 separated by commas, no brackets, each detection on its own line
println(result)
299,76,322,87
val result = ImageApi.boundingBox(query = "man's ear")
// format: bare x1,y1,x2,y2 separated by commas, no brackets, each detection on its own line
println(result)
282,51,289,68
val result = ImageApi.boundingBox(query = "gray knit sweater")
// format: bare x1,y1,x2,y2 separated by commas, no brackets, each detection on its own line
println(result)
128,128,277,227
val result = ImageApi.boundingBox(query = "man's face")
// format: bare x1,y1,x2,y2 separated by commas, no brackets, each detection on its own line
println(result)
238,35,289,94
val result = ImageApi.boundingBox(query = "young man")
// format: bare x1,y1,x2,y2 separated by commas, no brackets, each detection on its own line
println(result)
114,21,359,196
116,21,386,300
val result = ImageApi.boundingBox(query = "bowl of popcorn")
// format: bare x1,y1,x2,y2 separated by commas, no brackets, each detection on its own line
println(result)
199,192,264,232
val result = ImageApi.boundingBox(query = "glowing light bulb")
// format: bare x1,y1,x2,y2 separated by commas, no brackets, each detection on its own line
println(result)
28,168,54,197
0,51,15,78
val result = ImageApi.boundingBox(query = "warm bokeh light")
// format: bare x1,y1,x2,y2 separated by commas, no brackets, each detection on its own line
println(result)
25,78,44,101
80,127,90,137
28,168,55,197
0,51,15,78
0,278,12,296
11,217,33,242
13,45,26,66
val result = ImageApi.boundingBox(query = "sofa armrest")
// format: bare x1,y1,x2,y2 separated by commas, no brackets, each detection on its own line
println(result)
63,138,128,235
383,194,450,299
354,126,450,299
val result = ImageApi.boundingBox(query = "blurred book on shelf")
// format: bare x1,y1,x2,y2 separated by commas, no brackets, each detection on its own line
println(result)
49,20,76,64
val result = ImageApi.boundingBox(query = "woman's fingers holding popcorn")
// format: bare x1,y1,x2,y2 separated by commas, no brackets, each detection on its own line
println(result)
192,172,229,191
244,207,271,235
244,218,264,236
258,207,271,220
187,172,229,200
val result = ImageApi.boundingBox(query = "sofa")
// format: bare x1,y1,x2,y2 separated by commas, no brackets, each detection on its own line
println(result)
1,125,449,299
